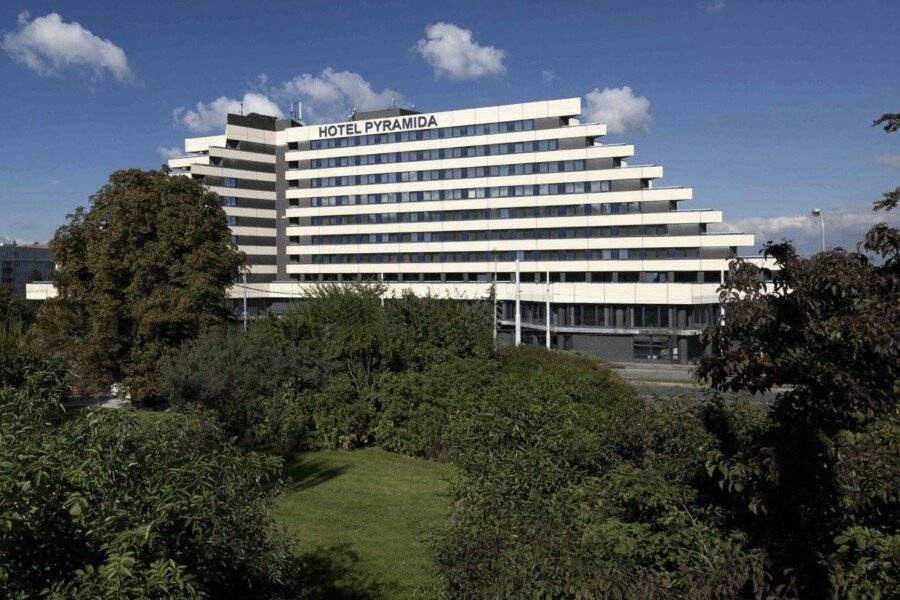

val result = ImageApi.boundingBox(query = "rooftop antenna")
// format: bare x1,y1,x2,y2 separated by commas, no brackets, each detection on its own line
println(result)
239,102,244,116
348,105,357,120
390,96,396,108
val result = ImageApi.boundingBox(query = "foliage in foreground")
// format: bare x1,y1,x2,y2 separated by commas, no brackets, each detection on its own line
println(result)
0,371,383,599
433,348,771,599
31,169,245,401
696,127,899,599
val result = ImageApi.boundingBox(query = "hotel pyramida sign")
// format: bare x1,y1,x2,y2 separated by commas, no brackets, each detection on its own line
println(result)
317,114,440,138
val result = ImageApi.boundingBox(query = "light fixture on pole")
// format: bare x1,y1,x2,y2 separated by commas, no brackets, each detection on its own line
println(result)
514,259,521,347
545,270,551,350
810,209,825,253
241,269,248,332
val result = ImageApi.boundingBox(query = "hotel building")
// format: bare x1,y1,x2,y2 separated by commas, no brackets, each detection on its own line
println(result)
163,97,762,362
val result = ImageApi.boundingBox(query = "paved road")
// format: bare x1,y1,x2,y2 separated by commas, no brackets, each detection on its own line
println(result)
609,362,782,404
611,363,696,383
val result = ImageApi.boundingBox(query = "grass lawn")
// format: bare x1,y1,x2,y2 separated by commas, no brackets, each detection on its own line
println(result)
273,448,455,599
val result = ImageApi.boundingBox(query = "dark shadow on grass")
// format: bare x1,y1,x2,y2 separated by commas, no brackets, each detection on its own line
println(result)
283,455,348,492
297,544,394,600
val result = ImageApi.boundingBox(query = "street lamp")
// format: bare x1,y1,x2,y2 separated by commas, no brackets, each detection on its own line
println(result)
810,209,825,253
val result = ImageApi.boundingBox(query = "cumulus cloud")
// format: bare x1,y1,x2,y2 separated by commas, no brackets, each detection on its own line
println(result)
876,154,900,168
541,69,556,83
583,86,651,134
280,68,405,123
1,11,132,81
415,22,506,79
156,146,182,159
173,92,284,133
712,205,899,256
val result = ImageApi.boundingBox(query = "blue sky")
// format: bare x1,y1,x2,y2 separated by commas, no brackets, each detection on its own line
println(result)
1,0,897,253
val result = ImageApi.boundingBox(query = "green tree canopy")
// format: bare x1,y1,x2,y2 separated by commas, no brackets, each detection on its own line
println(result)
696,115,899,597
33,169,244,400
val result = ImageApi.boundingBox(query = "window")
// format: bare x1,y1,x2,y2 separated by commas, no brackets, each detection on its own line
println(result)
703,271,722,284
226,216,238,226
222,196,238,207
674,271,698,283
633,336,672,361
222,177,237,188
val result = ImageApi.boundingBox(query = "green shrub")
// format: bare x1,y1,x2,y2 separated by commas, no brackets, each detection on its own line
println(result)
372,357,498,461
303,375,377,450
163,284,495,452
0,318,69,392
384,290,494,371
0,374,308,599
434,348,770,599
160,320,319,440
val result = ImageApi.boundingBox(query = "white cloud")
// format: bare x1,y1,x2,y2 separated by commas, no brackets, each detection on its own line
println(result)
1,11,132,81
157,146,182,159
173,92,284,133
541,69,556,83
704,0,727,13
583,86,651,134
0,235,33,245
712,206,899,256
415,22,506,80
280,68,404,123
876,154,900,168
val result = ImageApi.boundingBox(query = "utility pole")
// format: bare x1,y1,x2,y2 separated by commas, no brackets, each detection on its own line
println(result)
514,259,521,347
545,270,551,349
492,253,498,347
242,271,248,332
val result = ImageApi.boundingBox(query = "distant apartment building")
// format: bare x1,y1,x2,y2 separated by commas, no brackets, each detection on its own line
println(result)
1,243,53,295
162,97,764,362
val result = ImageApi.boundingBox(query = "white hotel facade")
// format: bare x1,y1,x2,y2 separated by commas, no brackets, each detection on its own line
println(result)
163,97,761,362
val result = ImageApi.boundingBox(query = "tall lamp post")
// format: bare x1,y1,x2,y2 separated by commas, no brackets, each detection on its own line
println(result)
811,208,826,253
241,269,248,332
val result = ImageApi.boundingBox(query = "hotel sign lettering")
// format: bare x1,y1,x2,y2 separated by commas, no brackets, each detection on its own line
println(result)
317,114,439,139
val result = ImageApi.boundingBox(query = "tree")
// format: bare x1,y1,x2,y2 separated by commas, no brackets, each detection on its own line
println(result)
32,169,245,400
696,115,899,597
873,112,900,133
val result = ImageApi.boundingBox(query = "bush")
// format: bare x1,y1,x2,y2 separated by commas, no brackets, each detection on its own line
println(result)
0,373,309,599
0,316,68,392
434,348,770,599
383,290,494,371
160,320,319,441
371,357,498,461
163,284,495,452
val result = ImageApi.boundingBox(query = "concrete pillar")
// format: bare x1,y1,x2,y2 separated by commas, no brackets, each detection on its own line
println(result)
678,338,689,364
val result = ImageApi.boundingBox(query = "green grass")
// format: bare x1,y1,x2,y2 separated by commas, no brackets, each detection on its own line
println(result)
272,448,455,599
